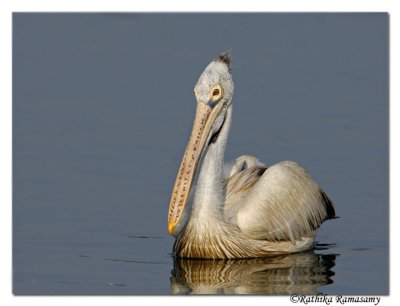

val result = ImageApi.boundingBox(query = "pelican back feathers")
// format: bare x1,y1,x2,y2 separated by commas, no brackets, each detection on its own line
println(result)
236,161,335,242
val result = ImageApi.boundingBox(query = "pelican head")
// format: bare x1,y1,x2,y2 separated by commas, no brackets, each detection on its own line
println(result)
168,52,234,235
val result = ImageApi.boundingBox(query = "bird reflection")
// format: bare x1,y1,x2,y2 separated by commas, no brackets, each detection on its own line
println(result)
170,251,336,294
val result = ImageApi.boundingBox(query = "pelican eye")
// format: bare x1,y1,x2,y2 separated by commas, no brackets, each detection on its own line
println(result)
210,85,223,101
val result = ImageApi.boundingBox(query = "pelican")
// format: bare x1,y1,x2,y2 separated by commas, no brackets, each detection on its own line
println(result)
168,52,336,259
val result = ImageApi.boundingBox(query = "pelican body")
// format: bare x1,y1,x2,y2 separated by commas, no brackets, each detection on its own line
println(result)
168,52,335,259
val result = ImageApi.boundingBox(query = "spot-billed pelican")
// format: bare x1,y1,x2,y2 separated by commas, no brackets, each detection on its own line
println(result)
168,52,336,259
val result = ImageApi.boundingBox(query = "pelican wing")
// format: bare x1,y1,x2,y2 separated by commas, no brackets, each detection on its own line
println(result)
223,155,266,179
230,161,335,242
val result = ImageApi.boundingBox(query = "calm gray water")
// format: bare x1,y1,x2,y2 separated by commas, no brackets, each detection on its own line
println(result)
13,13,388,294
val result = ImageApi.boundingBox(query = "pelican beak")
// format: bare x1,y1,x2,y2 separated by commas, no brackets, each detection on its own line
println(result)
168,100,225,235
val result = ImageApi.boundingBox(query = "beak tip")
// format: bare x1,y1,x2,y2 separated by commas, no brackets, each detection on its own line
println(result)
168,223,175,235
